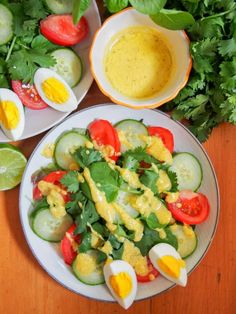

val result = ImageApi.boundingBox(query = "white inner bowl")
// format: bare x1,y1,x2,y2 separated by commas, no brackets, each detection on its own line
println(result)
19,104,219,302
90,9,192,109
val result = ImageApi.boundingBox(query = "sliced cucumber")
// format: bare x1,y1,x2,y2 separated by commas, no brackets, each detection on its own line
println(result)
54,131,87,169
170,152,203,191
50,48,82,87
0,4,13,45
116,190,139,219
168,224,197,258
72,250,105,285
32,208,73,242
44,0,73,14
115,119,148,152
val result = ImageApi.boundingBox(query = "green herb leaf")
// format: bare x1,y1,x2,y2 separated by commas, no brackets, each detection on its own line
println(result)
122,155,140,171
78,232,92,253
89,162,121,202
66,191,85,216
135,225,178,256
60,171,79,193
112,244,124,260
75,200,99,234
31,35,60,52
104,0,128,13
167,170,179,192
129,0,166,15
72,147,103,169
218,37,236,57
139,170,158,194
108,234,122,250
122,146,159,165
143,212,166,229
92,222,110,238
80,180,93,200
72,0,91,24
23,0,47,20
96,250,107,264
151,9,195,30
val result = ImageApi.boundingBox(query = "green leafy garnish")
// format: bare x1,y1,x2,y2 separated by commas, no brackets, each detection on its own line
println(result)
78,232,92,253
74,200,99,234
89,162,121,202
72,147,103,169
139,170,159,194
129,0,166,15
66,191,86,216
122,146,159,165
60,171,79,193
112,244,124,260
141,213,166,229
96,250,107,264
167,169,179,192
104,0,128,13
72,0,91,24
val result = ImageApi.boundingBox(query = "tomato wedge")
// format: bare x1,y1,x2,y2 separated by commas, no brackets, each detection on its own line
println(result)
12,80,48,110
166,190,210,225
148,126,174,153
33,171,70,202
88,119,120,162
40,15,89,46
61,224,81,265
136,258,159,283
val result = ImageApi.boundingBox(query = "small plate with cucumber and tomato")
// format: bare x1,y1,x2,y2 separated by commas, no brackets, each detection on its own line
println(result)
19,104,219,305
0,0,101,142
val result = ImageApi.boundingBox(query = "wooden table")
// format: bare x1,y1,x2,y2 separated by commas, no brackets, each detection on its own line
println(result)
0,82,235,314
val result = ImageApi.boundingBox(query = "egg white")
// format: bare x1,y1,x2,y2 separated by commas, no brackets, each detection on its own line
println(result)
103,260,137,309
34,68,78,112
0,88,25,140
149,243,187,287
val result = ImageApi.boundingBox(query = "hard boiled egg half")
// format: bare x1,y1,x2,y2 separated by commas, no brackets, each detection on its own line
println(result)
149,243,187,287
34,68,77,112
103,260,137,309
0,88,25,140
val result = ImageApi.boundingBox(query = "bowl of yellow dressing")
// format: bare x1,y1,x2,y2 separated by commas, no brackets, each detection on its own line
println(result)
90,8,192,109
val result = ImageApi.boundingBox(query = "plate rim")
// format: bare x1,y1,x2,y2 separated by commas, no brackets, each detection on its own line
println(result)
19,103,220,303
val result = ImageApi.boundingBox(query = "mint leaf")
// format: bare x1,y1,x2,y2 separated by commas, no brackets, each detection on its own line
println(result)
72,147,103,169
60,171,79,193
89,162,121,202
73,0,91,24
104,0,128,13
151,9,195,30
129,0,166,15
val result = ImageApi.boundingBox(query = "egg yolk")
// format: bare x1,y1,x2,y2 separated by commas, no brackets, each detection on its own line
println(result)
157,255,185,279
0,101,20,130
109,272,133,299
42,77,69,104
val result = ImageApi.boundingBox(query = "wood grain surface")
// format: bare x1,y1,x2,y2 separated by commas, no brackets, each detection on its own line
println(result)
0,3,236,313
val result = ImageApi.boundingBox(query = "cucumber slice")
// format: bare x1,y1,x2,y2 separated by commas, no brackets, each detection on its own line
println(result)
44,0,73,14
0,4,13,45
32,208,73,242
72,250,105,285
170,152,203,191
116,190,139,219
115,119,148,152
50,48,82,87
168,224,197,258
54,131,87,169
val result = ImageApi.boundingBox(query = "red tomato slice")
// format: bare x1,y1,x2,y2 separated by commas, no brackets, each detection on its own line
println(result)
61,224,81,265
88,119,120,162
12,80,48,110
136,258,159,283
33,171,70,202
148,126,174,153
166,190,210,225
40,15,89,46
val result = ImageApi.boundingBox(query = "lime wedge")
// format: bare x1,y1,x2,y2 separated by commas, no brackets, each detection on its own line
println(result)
0,143,27,191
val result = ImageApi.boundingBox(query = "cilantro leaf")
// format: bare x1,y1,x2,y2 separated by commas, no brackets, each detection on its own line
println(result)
139,170,159,194
104,0,128,13
92,222,110,238
89,162,121,202
129,0,166,15
96,250,107,264
31,35,60,52
141,213,166,229
167,170,179,192
112,244,124,260
23,0,47,20
73,0,91,24
60,171,79,193
65,191,86,216
122,155,140,171
122,146,159,165
74,200,99,234
72,147,103,169
218,37,236,57
78,232,92,253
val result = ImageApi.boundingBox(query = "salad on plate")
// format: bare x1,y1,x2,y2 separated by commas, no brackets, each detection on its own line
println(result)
0,0,90,141
29,117,210,309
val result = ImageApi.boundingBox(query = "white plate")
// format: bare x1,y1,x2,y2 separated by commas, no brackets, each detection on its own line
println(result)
19,104,220,302
0,0,101,142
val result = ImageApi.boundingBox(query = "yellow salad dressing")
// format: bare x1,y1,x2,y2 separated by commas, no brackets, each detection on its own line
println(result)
104,26,173,99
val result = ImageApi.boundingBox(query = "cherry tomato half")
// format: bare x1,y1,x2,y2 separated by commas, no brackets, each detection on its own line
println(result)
88,119,120,162
148,126,174,153
61,224,81,265
166,190,210,225
12,80,48,110
40,15,89,46
33,171,70,202
136,258,159,283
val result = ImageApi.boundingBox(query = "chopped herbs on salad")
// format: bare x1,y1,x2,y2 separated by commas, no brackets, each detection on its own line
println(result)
30,118,210,308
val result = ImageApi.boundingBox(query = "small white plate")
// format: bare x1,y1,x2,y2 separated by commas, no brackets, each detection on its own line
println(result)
0,0,101,142
19,104,219,302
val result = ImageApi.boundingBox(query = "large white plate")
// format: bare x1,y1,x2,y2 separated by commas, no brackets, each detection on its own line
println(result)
19,104,220,302
0,0,101,142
